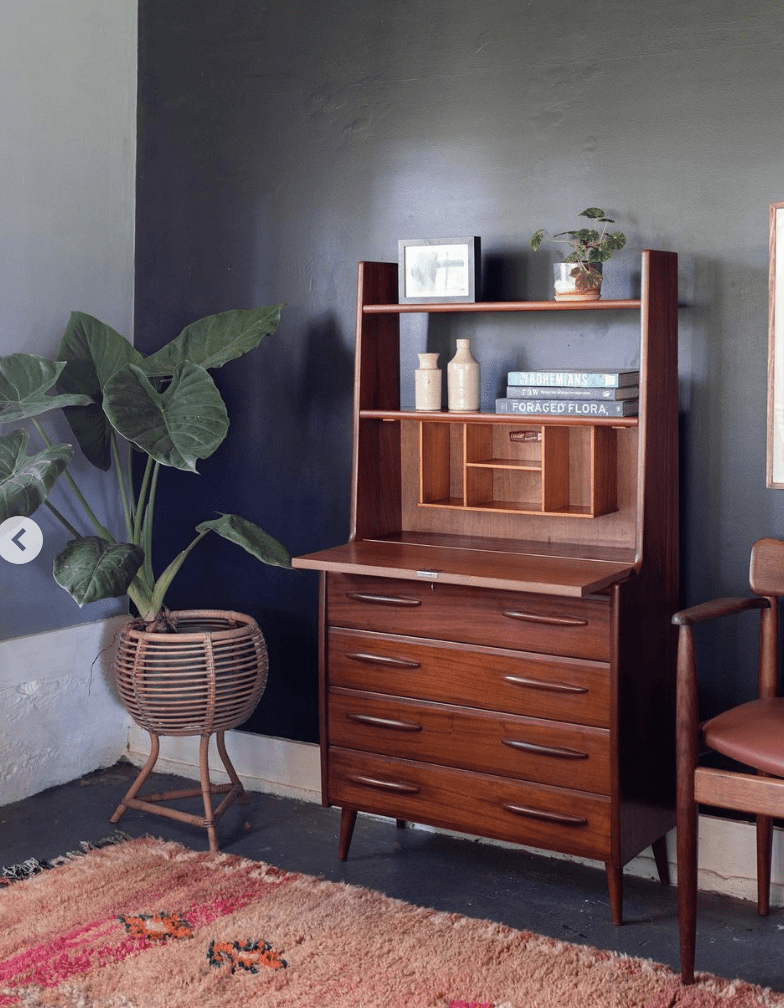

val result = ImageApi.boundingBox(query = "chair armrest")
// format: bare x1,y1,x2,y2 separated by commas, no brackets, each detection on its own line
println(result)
672,595,769,626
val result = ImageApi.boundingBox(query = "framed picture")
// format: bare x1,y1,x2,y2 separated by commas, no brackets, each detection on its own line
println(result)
768,202,784,487
398,237,480,303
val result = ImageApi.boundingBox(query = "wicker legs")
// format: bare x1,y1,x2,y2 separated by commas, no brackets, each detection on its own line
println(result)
110,729,250,852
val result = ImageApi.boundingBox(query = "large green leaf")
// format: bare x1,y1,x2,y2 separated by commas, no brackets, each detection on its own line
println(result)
53,535,144,606
0,429,73,522
57,312,143,470
140,306,284,377
196,513,292,568
103,361,229,471
0,354,93,423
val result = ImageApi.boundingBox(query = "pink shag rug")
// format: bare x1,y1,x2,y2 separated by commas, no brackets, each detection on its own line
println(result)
1,835,782,1007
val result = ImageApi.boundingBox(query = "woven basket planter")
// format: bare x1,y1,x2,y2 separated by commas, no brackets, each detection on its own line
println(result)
113,609,268,736
110,610,268,850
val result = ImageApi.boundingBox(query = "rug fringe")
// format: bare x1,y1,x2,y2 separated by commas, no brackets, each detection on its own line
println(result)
0,830,131,887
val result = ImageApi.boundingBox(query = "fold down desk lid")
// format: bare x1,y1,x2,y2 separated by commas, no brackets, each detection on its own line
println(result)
292,539,635,598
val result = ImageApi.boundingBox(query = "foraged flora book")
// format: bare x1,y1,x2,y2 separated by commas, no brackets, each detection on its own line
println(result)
495,398,639,417
504,385,639,400
507,368,640,388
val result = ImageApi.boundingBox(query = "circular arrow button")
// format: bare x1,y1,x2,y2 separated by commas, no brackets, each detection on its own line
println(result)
0,516,44,564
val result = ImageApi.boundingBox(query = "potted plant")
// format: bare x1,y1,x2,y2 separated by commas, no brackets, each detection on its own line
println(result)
530,207,626,301
0,306,291,849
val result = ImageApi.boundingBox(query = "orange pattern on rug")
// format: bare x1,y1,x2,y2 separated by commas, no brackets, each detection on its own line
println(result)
1,837,783,1007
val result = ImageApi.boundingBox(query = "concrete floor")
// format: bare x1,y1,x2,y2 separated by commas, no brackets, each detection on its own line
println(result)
1,760,782,992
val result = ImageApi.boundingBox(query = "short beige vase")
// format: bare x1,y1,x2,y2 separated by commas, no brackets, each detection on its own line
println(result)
415,352,441,411
447,338,480,411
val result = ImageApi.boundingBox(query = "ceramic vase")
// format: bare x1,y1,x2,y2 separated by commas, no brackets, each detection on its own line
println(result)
447,338,480,412
414,352,442,411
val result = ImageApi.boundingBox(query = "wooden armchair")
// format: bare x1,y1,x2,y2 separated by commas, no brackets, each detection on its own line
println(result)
672,537,784,983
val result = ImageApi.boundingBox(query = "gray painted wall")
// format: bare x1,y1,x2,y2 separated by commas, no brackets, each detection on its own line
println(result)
0,1,137,639
136,0,784,742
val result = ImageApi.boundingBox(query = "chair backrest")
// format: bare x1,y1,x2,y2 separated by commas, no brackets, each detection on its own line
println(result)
749,538,784,596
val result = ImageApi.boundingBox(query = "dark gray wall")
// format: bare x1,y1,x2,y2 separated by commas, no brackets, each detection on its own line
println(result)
136,0,784,743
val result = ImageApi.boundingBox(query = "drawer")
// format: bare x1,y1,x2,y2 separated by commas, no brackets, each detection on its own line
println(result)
327,573,611,660
328,627,610,727
328,747,612,861
328,688,610,793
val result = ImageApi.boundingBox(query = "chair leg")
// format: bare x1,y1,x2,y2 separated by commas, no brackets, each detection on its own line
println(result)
677,795,698,984
756,813,773,917
652,835,671,886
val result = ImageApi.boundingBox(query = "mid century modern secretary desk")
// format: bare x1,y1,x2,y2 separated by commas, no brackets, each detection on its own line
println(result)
293,250,679,923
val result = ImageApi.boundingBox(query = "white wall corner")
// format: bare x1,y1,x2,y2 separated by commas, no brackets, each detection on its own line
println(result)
0,615,132,806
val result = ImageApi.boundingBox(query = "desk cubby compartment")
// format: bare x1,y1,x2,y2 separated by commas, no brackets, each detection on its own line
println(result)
418,419,617,517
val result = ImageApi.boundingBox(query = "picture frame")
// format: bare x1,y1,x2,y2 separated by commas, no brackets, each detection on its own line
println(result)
398,237,480,303
767,202,784,487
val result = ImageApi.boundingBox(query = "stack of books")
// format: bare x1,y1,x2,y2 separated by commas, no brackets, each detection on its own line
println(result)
495,369,640,418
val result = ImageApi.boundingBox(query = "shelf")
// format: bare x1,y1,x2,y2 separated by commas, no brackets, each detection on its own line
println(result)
361,409,638,428
363,299,642,314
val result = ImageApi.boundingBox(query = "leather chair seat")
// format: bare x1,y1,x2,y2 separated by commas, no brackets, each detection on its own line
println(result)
703,697,784,778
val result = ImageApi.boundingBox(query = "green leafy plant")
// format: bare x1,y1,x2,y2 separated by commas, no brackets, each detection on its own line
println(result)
530,207,626,287
0,307,291,629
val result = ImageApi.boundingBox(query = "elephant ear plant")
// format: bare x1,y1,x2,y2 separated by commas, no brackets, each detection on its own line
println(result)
0,306,291,629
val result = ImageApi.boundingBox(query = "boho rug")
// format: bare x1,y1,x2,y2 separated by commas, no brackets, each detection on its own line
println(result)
1,836,783,1008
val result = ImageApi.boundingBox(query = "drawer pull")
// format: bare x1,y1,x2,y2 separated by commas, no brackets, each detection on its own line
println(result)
346,774,420,795
502,803,588,827
346,712,423,732
346,592,422,607
503,674,588,695
502,610,588,627
344,651,421,669
501,739,588,760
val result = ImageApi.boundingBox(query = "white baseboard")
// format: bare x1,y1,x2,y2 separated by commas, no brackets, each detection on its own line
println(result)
125,729,782,907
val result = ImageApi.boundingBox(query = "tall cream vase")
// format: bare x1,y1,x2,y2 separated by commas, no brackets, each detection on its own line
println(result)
447,338,480,411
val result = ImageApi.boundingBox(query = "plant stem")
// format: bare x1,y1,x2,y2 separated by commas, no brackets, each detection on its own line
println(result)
111,433,134,541
132,455,155,544
140,460,160,589
42,500,80,538
31,417,113,541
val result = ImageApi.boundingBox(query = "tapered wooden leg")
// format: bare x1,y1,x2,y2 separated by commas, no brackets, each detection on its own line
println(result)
199,734,219,852
110,731,160,823
756,813,773,916
652,835,671,886
605,863,623,925
676,623,699,985
339,807,358,861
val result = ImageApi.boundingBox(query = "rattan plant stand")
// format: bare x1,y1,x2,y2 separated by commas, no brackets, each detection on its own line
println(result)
110,610,268,851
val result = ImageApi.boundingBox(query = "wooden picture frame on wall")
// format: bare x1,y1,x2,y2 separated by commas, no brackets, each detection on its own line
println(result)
768,202,784,487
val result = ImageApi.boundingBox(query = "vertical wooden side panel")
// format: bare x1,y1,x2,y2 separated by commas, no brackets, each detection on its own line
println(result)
591,426,618,517
351,262,402,540
420,422,451,503
542,426,570,512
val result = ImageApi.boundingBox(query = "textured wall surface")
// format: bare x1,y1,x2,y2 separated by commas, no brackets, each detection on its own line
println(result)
0,617,130,806
135,0,784,743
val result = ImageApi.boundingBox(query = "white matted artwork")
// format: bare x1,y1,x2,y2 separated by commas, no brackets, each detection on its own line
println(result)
767,202,784,487
398,237,479,303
